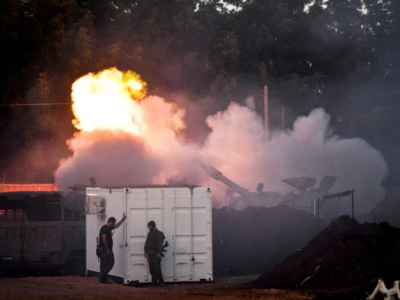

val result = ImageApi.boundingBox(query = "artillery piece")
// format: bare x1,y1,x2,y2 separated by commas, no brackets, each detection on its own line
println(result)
279,175,337,213
195,160,281,210
196,160,337,213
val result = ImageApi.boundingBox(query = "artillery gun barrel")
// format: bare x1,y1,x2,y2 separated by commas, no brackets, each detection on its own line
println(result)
196,160,252,197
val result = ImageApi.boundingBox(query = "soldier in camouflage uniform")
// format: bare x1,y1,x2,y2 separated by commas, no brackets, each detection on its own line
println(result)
144,220,165,286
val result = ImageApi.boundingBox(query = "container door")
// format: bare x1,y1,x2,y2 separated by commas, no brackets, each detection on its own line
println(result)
125,189,165,283
191,187,213,280
172,188,192,280
85,188,126,277
163,187,213,282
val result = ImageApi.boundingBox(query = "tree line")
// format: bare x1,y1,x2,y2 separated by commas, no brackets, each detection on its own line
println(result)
0,0,399,185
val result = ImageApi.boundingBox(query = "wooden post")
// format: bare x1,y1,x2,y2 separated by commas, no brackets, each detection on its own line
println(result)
264,85,269,136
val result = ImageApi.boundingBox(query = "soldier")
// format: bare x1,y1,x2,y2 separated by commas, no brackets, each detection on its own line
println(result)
144,221,165,286
98,213,126,284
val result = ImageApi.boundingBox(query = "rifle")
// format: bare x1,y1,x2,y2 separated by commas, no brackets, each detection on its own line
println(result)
161,241,169,257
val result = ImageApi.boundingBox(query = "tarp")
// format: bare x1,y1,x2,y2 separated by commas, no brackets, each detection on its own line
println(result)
60,191,86,212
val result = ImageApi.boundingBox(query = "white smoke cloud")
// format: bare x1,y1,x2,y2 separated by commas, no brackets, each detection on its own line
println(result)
56,95,201,189
245,96,256,110
199,105,387,214
56,98,387,215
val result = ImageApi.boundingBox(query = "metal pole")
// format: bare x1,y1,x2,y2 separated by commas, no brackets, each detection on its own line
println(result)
61,197,64,259
314,198,316,216
281,106,285,194
317,197,320,234
189,189,194,279
264,85,269,136
351,191,354,219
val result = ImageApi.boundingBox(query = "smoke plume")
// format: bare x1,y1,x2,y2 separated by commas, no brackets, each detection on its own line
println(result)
199,104,387,213
56,69,387,214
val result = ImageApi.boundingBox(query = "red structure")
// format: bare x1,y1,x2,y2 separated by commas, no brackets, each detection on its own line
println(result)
0,184,57,192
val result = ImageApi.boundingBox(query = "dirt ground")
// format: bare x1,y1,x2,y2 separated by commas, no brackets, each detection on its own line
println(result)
254,216,400,291
0,275,318,300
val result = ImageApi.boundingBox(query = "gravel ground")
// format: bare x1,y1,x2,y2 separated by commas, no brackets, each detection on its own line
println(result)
0,275,317,300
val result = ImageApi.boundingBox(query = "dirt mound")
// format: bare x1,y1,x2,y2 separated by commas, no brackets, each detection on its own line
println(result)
253,216,400,290
212,205,326,275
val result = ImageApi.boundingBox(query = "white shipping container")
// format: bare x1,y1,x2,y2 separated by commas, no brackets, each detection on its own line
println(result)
85,186,213,284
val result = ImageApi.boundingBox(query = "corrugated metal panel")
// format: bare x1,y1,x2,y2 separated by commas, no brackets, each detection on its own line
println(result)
0,184,57,192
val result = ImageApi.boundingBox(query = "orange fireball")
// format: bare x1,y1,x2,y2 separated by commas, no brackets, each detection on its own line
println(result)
70,68,185,136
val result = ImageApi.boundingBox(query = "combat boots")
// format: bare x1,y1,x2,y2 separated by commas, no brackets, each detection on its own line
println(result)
99,273,106,283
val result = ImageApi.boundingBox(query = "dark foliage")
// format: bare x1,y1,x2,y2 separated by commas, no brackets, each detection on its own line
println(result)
0,0,399,184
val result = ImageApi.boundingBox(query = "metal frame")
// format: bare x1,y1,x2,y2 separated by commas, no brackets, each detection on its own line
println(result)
315,190,355,234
